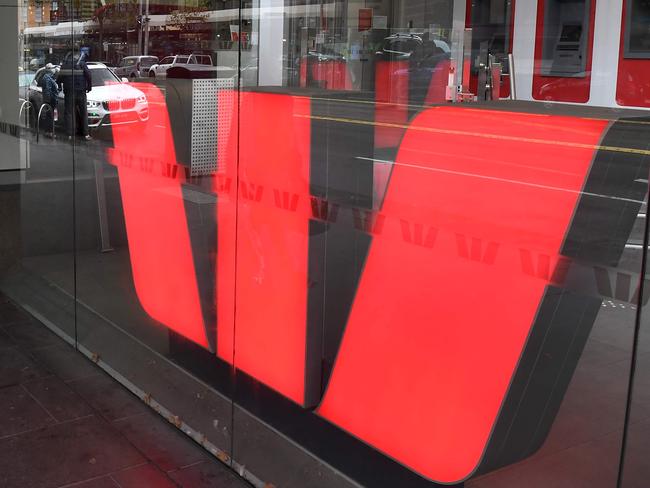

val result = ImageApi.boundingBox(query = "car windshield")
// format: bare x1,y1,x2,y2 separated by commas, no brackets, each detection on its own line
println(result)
123,58,136,66
91,68,121,87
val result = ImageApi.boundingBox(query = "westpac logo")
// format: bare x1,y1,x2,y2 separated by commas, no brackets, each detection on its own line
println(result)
107,85,645,483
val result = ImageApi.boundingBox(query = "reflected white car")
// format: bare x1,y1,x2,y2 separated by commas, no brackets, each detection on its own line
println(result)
28,62,149,129
148,54,214,79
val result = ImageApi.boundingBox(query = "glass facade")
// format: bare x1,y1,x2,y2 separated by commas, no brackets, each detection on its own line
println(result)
1,0,649,486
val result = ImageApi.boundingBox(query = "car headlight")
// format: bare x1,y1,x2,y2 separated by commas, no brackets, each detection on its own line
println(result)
137,95,147,104
87,100,102,108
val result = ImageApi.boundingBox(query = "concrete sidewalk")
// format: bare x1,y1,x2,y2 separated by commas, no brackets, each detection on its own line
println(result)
0,294,250,488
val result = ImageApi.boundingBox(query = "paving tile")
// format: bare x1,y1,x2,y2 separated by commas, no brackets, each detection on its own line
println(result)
0,302,32,326
30,344,101,382
4,320,62,350
0,415,145,488
22,376,94,423
58,475,119,488
0,327,15,349
620,417,650,487
0,347,50,387
0,384,55,438
169,461,249,488
110,464,178,488
68,373,148,422
113,411,211,472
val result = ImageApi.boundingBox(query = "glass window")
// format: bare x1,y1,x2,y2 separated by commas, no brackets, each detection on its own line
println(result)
625,0,650,58
4,1,650,488
540,0,591,76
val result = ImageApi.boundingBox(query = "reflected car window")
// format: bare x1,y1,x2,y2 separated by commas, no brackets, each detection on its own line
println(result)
141,57,157,67
91,68,121,87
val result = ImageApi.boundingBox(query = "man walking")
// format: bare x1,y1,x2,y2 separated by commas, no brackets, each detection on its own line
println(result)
57,51,92,141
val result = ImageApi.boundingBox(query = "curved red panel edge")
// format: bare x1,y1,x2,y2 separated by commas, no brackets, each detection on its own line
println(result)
317,106,607,483
107,82,209,350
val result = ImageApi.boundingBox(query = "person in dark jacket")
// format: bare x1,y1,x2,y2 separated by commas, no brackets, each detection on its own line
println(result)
57,51,92,141
39,63,59,137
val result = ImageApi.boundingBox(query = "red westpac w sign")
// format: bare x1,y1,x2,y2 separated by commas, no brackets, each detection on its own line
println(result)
107,84,647,484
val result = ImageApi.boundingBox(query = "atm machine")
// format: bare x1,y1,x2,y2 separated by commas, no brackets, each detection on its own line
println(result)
540,0,590,77
533,0,595,102
549,22,586,75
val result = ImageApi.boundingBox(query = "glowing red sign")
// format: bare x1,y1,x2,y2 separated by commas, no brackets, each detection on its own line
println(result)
109,88,609,483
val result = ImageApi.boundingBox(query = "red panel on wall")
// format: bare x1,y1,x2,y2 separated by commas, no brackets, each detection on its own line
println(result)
616,0,650,107
532,0,596,102
310,60,353,91
220,92,313,405
317,107,607,483
425,59,452,104
107,83,209,349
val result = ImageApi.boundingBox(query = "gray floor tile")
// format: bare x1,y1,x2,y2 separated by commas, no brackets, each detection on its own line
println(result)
169,461,249,488
22,376,94,423
114,411,211,472
4,319,62,350
30,344,101,382
0,302,32,326
110,464,178,488
58,475,119,488
0,384,55,438
68,373,148,422
0,346,50,387
620,417,650,487
0,327,15,349
0,415,145,488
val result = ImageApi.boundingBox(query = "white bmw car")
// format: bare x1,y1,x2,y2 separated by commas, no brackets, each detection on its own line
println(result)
28,62,149,130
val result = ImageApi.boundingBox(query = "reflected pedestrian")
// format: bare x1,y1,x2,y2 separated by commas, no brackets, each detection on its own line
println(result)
57,51,92,141
39,63,59,138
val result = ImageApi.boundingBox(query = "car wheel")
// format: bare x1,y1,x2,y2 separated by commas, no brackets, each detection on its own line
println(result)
149,71,155,78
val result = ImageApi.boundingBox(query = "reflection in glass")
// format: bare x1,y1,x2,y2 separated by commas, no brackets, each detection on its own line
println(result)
626,0,650,58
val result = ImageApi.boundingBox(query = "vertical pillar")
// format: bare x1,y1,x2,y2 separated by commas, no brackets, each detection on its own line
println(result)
0,6,23,272
451,0,467,93
0,7,25,174
257,0,285,86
